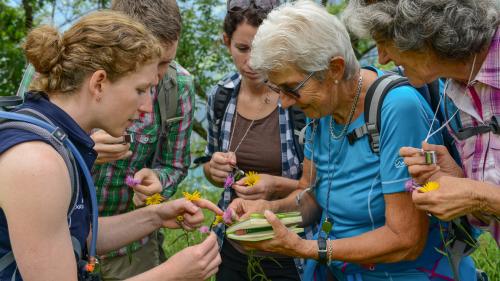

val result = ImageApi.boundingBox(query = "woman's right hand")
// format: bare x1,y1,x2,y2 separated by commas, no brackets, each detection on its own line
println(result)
205,152,237,184
400,142,463,184
162,232,221,280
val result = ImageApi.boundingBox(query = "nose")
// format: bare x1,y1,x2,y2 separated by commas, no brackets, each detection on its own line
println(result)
377,44,391,65
279,92,296,109
139,88,153,113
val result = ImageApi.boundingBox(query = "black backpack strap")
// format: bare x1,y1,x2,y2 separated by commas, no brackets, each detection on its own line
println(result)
347,74,409,153
2,108,81,217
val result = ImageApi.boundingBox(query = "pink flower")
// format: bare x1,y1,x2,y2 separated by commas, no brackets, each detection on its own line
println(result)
125,175,140,187
198,226,210,234
405,179,417,192
224,174,234,189
223,208,234,225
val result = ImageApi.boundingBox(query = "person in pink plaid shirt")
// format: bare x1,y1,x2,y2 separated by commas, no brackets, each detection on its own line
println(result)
344,0,500,247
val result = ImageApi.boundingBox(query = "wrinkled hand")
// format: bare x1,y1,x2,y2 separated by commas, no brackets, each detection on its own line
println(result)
400,142,463,184
205,152,237,184
161,232,221,280
91,129,132,164
228,198,273,220
239,210,303,257
412,175,481,221
130,168,162,207
232,174,276,200
155,198,223,230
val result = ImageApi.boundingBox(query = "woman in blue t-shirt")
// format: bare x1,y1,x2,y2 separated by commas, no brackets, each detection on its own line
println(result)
229,2,477,281
0,11,222,281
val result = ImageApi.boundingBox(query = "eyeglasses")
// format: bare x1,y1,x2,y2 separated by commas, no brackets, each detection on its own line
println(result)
266,72,315,99
227,0,280,12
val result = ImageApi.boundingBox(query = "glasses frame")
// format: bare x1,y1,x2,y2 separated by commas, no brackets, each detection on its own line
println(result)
266,71,316,99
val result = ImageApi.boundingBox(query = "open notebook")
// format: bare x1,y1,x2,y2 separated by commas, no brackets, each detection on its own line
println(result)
226,212,304,242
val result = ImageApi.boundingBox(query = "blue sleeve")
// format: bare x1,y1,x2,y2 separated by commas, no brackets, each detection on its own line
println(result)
379,86,444,194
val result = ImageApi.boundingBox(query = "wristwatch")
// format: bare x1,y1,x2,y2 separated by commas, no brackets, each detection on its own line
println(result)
317,236,327,264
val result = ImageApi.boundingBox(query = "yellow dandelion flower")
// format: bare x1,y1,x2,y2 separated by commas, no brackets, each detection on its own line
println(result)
419,181,440,193
212,215,223,226
145,193,165,205
183,191,201,201
244,171,260,187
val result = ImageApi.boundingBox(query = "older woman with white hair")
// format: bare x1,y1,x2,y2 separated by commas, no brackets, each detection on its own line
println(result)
228,1,477,280
343,0,500,248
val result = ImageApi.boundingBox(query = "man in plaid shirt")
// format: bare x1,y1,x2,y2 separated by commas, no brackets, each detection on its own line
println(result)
91,0,195,279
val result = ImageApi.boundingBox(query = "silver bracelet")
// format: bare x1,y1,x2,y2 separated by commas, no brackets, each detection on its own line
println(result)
327,238,334,266
295,187,311,206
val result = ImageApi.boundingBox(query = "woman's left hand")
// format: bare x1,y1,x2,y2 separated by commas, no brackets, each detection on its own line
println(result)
239,210,305,257
412,175,481,221
232,174,276,200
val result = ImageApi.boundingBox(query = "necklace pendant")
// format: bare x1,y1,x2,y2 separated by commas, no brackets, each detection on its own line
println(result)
322,218,333,234
264,96,271,104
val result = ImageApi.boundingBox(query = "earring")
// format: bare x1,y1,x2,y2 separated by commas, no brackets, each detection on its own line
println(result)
96,96,102,102
334,80,339,84
264,92,271,104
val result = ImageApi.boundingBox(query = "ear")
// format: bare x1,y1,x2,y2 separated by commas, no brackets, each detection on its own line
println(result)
328,56,346,82
223,32,231,48
88,70,108,101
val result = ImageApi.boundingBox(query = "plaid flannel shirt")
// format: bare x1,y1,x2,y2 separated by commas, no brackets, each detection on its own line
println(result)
446,27,500,245
93,62,195,258
204,72,303,276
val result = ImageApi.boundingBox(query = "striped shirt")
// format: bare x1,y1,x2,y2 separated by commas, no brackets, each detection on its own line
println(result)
93,62,195,258
446,27,500,245
204,72,303,274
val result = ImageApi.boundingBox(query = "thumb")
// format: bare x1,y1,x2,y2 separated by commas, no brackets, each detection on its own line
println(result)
198,232,217,251
264,210,286,233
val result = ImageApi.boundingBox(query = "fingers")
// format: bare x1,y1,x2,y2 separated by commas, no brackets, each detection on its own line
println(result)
399,146,422,158
208,152,237,182
264,210,286,233
193,198,224,216
132,193,147,207
197,232,218,253
183,211,204,230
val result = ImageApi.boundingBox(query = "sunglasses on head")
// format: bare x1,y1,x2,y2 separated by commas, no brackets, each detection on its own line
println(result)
227,0,280,12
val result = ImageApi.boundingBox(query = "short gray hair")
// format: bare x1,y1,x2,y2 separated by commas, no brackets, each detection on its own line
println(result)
250,0,359,80
343,0,499,60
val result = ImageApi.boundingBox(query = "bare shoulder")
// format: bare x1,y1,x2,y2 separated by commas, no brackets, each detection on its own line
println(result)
0,141,71,213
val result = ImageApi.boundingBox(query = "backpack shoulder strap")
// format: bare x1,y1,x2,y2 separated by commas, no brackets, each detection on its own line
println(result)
0,109,80,216
288,106,306,163
0,109,82,280
152,63,182,169
346,73,409,154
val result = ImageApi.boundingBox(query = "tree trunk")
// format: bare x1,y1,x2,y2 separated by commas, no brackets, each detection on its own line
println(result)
22,0,33,30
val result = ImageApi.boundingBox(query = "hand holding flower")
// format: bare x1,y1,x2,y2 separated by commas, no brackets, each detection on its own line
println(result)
412,175,487,221
233,173,277,200
127,168,162,207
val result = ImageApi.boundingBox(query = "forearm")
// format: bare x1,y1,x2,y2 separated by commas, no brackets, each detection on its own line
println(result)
269,189,302,213
476,181,500,216
297,223,427,263
95,206,161,255
270,176,300,199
